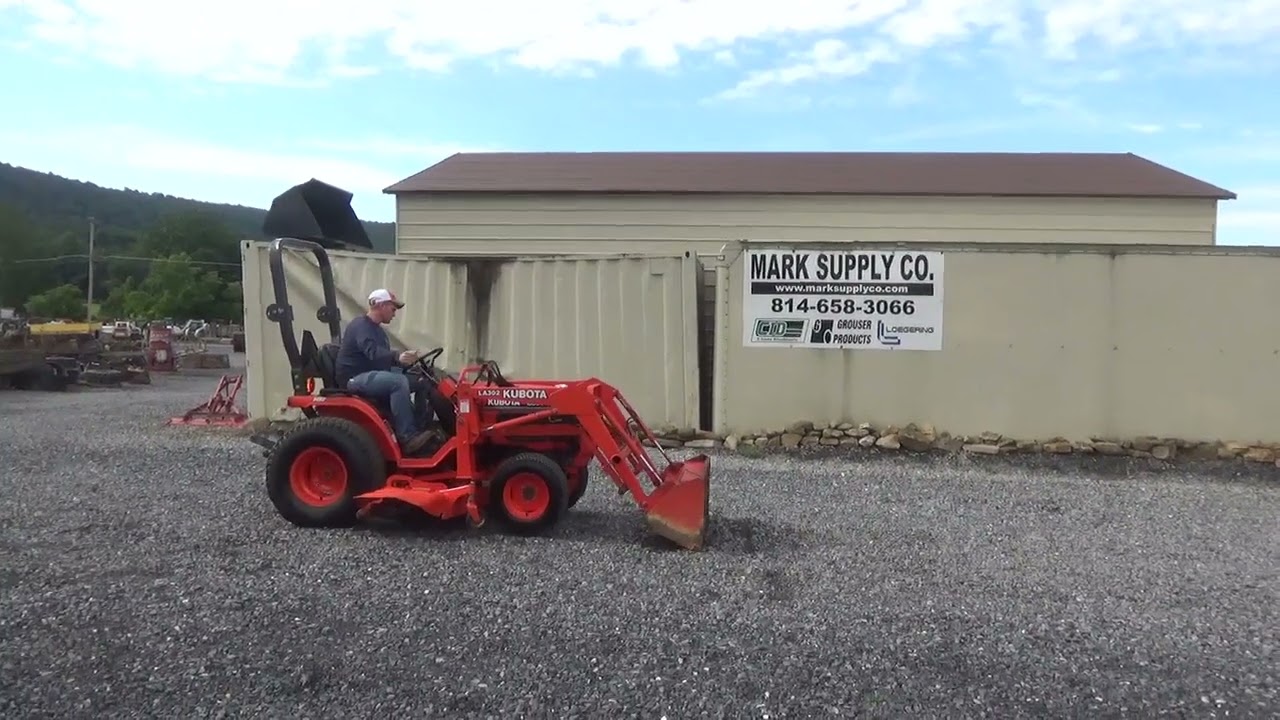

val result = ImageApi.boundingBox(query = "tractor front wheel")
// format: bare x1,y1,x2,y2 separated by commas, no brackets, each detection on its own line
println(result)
265,416,384,527
566,465,590,509
489,452,570,534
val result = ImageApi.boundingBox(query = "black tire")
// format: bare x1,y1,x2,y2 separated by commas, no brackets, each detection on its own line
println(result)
42,363,71,391
566,464,590,509
488,452,570,534
14,364,62,391
265,416,385,528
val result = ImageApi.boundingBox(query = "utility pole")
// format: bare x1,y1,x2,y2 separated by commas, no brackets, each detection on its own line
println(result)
86,216,95,321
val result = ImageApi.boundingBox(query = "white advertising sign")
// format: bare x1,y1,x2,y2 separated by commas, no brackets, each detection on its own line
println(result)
742,248,944,350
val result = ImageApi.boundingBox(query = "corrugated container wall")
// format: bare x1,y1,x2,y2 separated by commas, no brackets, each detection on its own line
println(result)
241,242,702,429
712,241,1280,443
473,254,701,429
241,241,471,420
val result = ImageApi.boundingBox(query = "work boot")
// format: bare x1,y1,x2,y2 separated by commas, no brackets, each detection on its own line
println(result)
402,428,444,456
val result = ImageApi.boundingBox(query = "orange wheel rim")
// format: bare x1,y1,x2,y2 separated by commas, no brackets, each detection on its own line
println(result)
288,447,349,507
502,472,551,520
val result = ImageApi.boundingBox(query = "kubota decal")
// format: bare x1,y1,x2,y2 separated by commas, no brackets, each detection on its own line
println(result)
476,387,551,406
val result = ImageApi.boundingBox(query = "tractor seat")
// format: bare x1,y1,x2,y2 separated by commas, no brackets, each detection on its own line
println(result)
299,333,391,410
298,331,449,432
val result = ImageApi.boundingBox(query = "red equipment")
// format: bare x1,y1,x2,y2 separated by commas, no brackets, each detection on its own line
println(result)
147,323,176,371
169,373,249,427
249,231,710,549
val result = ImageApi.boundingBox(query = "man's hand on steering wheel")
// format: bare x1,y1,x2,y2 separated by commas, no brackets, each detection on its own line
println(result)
412,345,453,381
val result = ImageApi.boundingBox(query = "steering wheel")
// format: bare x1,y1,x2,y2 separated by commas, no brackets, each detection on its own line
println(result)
409,347,454,382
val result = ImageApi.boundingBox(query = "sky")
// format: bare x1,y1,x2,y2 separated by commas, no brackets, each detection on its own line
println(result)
0,0,1277,245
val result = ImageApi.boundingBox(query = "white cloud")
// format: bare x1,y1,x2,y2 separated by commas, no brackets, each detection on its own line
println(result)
1180,131,1280,162
2,125,395,189
0,0,914,82
2,1,1276,91
0,124,474,220
1236,185,1280,201
298,138,500,158
887,76,925,106
712,38,898,101
1013,89,1105,127
1217,185,1280,246
1124,121,1199,133
1042,0,1280,60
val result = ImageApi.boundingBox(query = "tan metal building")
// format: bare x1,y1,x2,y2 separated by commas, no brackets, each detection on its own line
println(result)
381,151,1237,429
383,151,1237,255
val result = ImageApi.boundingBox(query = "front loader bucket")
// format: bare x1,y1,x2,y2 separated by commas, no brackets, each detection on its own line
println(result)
263,178,373,250
645,455,710,550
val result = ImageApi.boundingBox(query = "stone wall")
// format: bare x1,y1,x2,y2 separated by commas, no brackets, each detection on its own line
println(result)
644,421,1280,466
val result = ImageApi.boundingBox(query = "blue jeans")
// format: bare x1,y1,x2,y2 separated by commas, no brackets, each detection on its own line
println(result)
347,369,433,442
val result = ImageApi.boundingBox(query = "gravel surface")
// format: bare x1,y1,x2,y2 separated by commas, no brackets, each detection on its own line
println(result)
1,358,1277,718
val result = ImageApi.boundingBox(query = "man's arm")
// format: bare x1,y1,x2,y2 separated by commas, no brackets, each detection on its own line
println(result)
354,323,398,370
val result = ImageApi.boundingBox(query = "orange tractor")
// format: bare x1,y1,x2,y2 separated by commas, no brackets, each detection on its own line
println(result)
249,198,710,549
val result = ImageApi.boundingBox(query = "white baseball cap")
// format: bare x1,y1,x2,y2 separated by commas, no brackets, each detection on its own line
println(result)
368,288,404,308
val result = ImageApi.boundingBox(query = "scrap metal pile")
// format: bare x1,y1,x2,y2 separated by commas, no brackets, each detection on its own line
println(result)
0,320,151,390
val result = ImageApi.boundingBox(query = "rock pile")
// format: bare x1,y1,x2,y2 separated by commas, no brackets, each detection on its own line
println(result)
642,420,1280,466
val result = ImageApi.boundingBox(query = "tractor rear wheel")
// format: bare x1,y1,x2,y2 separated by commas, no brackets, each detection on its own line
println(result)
265,416,385,528
489,452,570,534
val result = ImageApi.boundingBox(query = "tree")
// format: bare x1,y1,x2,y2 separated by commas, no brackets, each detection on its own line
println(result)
137,211,237,260
124,253,225,320
99,276,143,320
219,281,244,322
0,162,397,320
0,202,61,308
24,283,85,320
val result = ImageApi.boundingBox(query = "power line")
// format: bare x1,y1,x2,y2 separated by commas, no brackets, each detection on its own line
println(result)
4,254,241,267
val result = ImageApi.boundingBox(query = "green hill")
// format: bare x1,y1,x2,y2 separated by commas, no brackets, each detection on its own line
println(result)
0,162,395,319
0,162,396,252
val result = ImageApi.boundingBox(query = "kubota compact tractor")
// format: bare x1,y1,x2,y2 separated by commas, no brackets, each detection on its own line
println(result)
249,230,710,550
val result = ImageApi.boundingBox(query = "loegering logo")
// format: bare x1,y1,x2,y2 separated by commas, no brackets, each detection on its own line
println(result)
876,320,900,345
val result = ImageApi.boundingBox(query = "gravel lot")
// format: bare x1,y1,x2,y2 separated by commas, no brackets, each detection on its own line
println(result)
1,356,1277,718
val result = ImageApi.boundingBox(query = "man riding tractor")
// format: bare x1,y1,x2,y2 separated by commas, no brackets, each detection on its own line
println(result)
334,288,446,455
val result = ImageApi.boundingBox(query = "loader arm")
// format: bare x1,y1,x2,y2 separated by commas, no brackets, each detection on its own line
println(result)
464,378,710,549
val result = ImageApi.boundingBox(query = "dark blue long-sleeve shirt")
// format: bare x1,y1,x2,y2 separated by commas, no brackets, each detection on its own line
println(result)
335,315,397,385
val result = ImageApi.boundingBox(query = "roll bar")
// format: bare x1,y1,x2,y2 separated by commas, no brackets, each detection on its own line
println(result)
264,237,343,373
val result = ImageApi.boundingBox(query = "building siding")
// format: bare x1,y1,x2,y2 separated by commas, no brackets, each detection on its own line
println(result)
394,193,1219,254
392,192,1220,428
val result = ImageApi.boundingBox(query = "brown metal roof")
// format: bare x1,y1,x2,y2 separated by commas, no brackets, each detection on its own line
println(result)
383,151,1236,200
